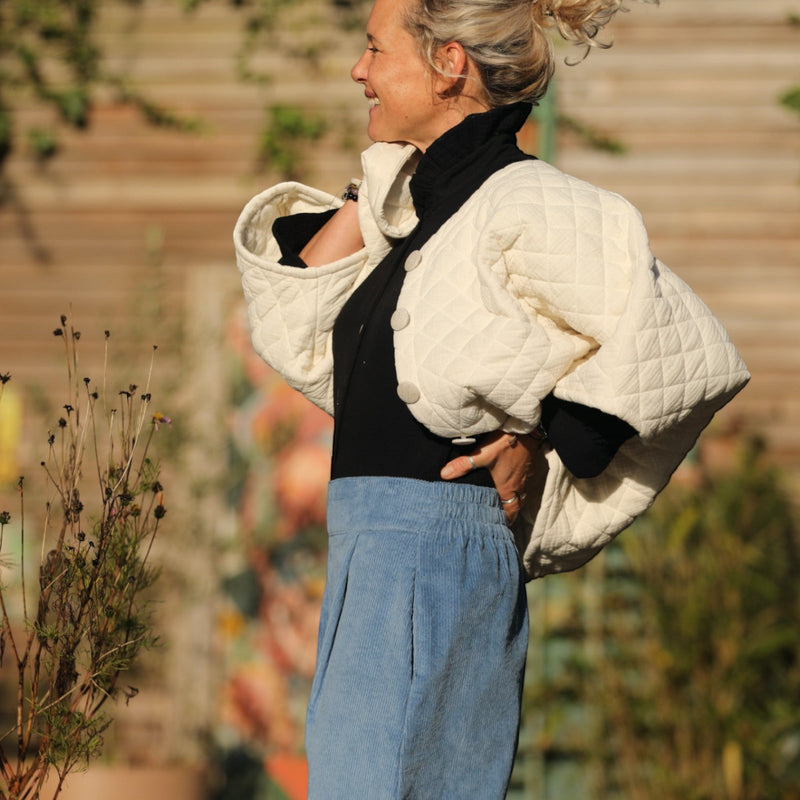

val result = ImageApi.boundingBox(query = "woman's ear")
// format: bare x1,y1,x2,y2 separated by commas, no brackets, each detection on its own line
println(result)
432,40,469,95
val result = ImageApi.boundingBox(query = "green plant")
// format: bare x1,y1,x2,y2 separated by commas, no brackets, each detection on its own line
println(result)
779,13,800,119
0,0,368,196
0,316,169,800
556,112,626,155
0,0,200,177
257,104,327,179
522,433,800,800
607,437,800,800
779,86,800,116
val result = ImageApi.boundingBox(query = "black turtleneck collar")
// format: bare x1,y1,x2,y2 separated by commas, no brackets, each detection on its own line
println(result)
409,101,533,219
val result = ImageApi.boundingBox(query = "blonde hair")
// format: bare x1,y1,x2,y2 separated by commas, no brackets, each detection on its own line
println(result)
403,0,656,106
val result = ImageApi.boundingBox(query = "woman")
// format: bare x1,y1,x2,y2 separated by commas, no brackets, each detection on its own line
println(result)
234,0,750,796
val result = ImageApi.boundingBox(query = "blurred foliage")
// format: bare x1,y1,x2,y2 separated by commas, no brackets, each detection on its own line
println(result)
257,104,327,179
782,13,800,117
0,0,367,182
780,86,800,116
0,0,201,172
556,112,625,155
525,433,800,800
189,0,367,178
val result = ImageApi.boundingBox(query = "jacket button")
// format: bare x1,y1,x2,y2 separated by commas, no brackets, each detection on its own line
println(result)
396,382,421,404
404,251,422,271
390,308,410,331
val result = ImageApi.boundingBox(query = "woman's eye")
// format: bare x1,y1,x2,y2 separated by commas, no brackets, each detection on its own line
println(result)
367,46,379,53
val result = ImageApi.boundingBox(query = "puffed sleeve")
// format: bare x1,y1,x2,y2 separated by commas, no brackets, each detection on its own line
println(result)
476,162,750,577
234,143,421,413
234,182,370,414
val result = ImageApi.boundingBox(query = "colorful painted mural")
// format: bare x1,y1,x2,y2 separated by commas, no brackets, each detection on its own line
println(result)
213,310,332,799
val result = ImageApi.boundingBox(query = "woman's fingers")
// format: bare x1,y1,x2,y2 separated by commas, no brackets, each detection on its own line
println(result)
439,453,479,480
440,432,540,522
439,432,507,479
497,490,524,524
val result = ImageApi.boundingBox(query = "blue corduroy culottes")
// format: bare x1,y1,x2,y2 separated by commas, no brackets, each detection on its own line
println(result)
306,476,529,800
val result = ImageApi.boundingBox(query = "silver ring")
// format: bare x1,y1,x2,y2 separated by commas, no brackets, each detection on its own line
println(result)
467,455,476,469
500,493,518,505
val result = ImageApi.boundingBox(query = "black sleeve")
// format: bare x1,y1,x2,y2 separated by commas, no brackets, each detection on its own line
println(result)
272,209,337,268
540,393,637,479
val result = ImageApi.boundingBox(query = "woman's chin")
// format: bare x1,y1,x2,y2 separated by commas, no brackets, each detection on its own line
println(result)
366,119,384,143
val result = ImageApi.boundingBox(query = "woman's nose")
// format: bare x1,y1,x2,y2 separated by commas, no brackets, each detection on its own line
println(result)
351,51,368,83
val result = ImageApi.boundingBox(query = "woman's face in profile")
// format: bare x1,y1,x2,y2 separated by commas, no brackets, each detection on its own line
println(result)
350,0,450,151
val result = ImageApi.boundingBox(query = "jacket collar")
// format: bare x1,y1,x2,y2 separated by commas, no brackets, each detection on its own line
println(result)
409,102,533,218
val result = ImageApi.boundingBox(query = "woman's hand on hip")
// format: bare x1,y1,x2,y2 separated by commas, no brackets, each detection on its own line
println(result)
440,431,541,524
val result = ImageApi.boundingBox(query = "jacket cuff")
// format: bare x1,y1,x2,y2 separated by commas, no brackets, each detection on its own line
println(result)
540,394,637,479
272,209,337,268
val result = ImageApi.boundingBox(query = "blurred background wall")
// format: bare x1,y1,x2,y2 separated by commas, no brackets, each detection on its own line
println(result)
2,0,797,464
0,1,798,798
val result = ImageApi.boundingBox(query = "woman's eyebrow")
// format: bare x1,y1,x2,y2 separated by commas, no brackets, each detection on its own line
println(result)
366,32,382,46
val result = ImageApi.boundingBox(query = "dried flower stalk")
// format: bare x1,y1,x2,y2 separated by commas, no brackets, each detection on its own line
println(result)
0,317,169,800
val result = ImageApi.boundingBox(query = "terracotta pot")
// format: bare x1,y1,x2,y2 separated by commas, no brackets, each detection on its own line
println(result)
41,765,206,800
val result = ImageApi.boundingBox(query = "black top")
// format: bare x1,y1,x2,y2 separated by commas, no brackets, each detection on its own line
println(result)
273,103,635,482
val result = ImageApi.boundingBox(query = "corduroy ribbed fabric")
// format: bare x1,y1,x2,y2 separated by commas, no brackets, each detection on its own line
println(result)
306,477,529,800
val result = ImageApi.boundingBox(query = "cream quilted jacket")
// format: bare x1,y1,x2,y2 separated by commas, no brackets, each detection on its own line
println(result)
234,141,750,579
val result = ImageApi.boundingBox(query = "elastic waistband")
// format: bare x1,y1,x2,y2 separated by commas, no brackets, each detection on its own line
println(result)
326,476,508,536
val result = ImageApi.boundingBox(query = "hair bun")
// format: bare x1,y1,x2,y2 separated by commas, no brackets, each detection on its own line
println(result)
534,0,630,49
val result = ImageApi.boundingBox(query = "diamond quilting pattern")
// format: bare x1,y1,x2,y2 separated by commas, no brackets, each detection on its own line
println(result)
234,146,749,579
